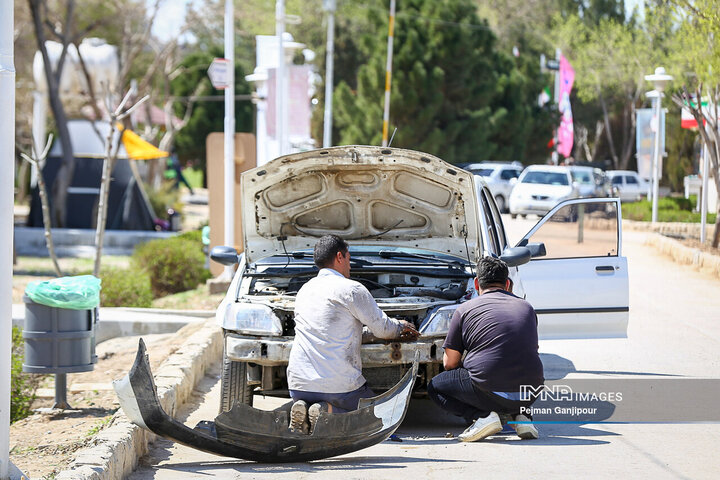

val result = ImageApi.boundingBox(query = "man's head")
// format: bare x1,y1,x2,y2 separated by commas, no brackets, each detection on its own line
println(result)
313,234,351,278
475,257,510,292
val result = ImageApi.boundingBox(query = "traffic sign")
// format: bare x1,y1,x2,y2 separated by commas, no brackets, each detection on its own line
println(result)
208,58,230,89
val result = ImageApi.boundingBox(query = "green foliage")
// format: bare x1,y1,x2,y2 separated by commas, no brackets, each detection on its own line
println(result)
11,327,37,423
621,197,716,223
334,0,554,164
170,49,253,171
132,235,210,297
145,181,183,218
99,267,153,308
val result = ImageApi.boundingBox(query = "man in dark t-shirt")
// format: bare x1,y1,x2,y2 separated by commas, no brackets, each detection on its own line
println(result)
428,257,543,442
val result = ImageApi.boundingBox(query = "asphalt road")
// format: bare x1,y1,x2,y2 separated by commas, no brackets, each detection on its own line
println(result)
128,216,720,480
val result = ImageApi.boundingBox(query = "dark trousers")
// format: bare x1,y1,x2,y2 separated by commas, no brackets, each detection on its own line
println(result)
428,367,533,424
289,384,375,413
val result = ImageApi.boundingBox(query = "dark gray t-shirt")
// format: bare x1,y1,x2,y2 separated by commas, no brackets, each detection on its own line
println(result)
443,290,544,392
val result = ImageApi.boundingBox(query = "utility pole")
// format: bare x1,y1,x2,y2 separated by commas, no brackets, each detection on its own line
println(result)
223,0,235,278
322,0,336,148
381,0,396,147
276,0,286,156
0,0,14,477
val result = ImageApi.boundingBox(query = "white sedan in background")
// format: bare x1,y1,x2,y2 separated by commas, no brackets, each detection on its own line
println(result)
606,170,650,202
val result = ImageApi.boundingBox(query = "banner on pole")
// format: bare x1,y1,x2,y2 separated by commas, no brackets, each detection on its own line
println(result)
636,108,665,181
557,55,575,158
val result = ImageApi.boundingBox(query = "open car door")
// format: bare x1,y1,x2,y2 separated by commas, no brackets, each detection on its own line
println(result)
515,198,629,339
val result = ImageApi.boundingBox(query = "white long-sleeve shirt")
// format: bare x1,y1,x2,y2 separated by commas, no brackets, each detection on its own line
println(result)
287,268,403,393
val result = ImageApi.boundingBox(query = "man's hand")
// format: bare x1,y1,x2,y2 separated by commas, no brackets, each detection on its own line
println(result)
397,320,420,341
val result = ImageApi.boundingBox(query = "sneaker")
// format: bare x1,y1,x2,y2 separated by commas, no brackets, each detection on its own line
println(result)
511,414,539,439
290,400,309,434
308,402,329,433
458,411,502,442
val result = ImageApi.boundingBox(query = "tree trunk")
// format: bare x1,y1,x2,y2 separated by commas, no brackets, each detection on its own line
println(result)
599,92,619,169
93,125,118,276
29,0,75,228
619,102,637,170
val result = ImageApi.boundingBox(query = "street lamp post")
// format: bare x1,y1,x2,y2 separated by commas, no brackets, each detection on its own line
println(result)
644,67,673,224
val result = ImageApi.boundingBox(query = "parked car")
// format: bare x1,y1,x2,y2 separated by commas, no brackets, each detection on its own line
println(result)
606,170,650,202
461,161,523,212
509,165,604,218
211,146,628,410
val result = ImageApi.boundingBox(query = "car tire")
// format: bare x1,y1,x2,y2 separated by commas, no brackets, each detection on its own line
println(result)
494,195,506,213
511,213,517,219
220,354,254,413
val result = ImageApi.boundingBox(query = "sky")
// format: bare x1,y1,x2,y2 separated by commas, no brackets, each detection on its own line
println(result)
150,0,194,42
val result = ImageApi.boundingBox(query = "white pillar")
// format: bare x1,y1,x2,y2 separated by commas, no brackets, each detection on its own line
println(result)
0,0,15,477
276,0,286,157
381,0,396,147
651,94,661,224
701,139,709,244
322,0,336,148
223,0,235,278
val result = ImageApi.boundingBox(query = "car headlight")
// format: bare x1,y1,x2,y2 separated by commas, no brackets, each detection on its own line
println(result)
419,305,457,336
223,303,283,336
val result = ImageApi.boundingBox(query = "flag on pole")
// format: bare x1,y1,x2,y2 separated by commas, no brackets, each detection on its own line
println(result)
116,124,169,160
557,55,575,158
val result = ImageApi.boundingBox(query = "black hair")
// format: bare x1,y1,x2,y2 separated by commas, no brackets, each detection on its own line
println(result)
313,234,349,269
477,256,509,289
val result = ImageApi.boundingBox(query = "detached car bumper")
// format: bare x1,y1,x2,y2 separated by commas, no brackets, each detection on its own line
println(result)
225,333,446,367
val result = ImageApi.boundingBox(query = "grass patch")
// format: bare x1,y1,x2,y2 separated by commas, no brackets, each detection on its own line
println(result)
621,196,717,223
11,326,38,423
182,168,204,190
151,283,224,311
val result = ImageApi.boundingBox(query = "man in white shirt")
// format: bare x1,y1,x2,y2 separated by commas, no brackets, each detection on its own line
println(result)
286,235,418,434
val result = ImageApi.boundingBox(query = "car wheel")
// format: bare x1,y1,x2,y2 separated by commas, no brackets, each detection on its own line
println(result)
220,354,254,413
494,195,506,212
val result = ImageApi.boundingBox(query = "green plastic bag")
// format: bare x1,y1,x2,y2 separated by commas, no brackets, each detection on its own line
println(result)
25,275,102,310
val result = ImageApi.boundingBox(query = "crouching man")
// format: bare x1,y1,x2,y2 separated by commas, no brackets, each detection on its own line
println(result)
286,234,419,434
428,257,543,441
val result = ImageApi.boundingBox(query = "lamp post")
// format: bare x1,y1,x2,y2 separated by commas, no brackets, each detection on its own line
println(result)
644,67,673,224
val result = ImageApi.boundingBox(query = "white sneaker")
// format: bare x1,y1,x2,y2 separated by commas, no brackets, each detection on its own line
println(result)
458,411,502,442
512,414,539,439
290,400,309,434
308,401,329,434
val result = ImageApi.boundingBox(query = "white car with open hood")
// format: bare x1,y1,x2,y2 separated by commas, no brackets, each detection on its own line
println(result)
211,146,629,410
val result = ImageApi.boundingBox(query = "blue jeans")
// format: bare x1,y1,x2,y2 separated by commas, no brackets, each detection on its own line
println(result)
289,384,375,413
428,367,533,424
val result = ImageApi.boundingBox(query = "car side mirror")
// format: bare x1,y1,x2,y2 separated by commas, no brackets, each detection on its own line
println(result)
210,245,240,265
509,177,518,185
500,246,532,267
526,242,546,258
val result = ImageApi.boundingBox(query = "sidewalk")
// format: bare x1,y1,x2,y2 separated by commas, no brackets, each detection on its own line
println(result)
12,304,214,344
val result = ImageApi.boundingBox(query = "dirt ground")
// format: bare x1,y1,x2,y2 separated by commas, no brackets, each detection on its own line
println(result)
9,321,205,479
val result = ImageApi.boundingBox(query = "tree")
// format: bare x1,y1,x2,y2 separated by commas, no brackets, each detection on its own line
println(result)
668,0,720,247
334,0,553,164
170,49,254,175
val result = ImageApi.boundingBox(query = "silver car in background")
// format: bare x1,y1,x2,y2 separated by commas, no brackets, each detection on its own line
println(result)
461,161,523,212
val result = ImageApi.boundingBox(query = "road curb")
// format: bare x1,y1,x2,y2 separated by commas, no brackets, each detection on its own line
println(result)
643,232,720,280
55,319,223,480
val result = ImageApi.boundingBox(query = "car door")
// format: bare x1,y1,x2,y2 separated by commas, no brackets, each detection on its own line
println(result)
514,197,629,339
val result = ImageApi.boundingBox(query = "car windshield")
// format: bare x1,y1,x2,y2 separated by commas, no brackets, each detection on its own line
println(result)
521,171,569,186
571,171,593,184
467,168,494,177
255,246,471,268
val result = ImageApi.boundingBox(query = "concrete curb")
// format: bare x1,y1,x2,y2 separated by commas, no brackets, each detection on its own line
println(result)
643,232,720,280
54,319,223,480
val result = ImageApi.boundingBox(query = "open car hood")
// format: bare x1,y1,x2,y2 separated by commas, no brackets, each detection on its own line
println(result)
241,146,481,264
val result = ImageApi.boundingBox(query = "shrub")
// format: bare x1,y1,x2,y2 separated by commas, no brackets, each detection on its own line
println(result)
621,197,716,223
99,267,154,307
145,181,183,218
11,327,37,423
132,235,210,297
